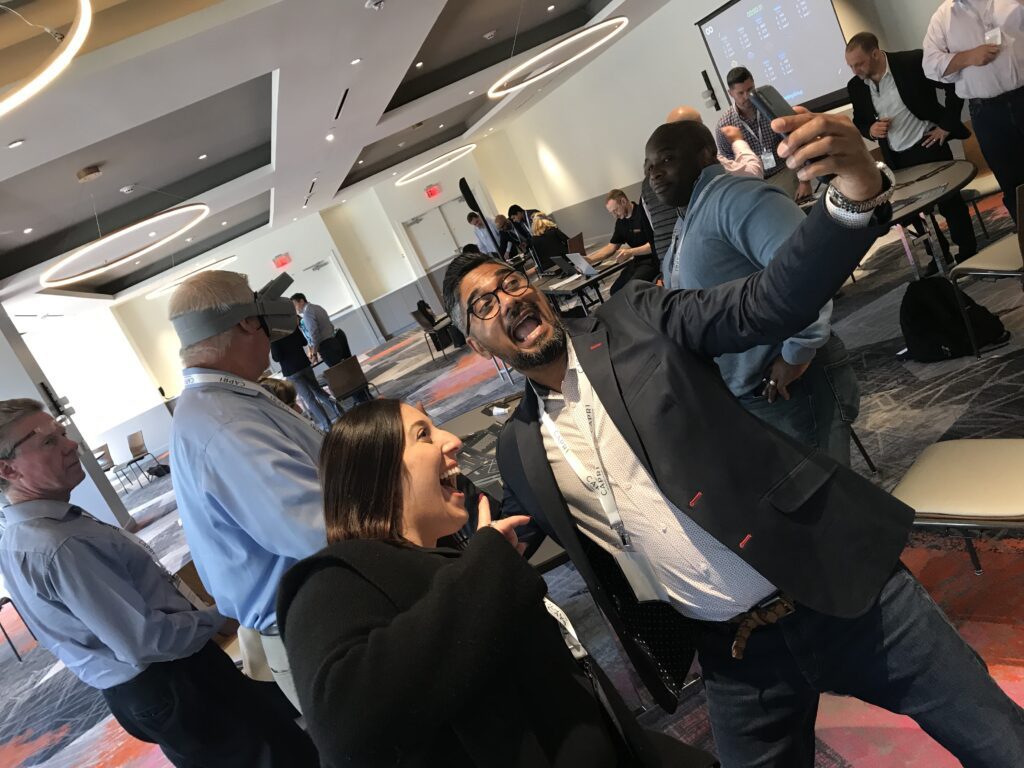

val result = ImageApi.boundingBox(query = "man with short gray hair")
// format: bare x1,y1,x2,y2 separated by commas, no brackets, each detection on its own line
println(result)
168,270,325,710
0,398,316,766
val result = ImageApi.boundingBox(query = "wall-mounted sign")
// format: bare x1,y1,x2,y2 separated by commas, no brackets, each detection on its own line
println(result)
273,252,292,269
424,183,442,200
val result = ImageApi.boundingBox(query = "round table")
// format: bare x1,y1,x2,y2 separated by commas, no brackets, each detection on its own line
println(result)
888,160,977,277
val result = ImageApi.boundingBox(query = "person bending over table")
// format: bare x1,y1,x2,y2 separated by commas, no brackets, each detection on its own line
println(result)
587,189,659,294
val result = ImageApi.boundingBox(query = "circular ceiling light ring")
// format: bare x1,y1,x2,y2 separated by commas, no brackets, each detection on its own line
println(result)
39,203,210,289
0,0,93,120
394,144,477,187
487,16,628,99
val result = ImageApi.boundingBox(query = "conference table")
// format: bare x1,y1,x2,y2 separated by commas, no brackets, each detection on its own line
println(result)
534,256,633,314
888,160,977,278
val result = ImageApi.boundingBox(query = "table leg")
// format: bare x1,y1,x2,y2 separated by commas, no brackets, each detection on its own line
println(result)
921,212,949,277
895,224,922,279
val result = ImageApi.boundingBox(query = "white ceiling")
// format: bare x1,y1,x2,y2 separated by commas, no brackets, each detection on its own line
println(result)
0,0,668,309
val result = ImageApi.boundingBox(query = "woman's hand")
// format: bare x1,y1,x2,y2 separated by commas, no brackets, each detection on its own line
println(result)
476,495,531,555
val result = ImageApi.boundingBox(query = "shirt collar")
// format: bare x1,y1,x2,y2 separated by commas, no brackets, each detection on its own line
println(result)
690,164,728,208
532,339,577,402
2,498,75,524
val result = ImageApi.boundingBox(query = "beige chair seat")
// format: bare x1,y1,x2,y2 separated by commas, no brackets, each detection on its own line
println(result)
950,235,1023,278
892,439,1024,521
961,173,1002,201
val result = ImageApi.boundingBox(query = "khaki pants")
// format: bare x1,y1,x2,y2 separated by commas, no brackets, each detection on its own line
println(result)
260,628,302,713
237,625,302,713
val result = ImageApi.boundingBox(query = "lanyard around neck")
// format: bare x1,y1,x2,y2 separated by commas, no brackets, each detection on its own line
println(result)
182,372,325,434
531,360,632,550
666,172,729,289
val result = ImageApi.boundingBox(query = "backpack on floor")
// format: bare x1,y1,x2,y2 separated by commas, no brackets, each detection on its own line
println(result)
899,277,1006,362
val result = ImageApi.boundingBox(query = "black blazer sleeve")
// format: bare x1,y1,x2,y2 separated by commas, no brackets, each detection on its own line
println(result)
625,198,887,359
279,530,548,763
847,76,876,141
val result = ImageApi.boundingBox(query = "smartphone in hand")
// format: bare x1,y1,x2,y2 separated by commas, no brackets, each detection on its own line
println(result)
749,85,833,184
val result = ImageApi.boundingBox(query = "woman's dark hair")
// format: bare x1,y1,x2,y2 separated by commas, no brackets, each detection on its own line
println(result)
320,399,407,545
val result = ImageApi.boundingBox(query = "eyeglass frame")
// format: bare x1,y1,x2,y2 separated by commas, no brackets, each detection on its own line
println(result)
465,268,530,332
0,422,71,461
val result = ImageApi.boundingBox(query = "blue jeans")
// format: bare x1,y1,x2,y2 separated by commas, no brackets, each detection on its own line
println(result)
696,567,1024,768
739,335,860,466
286,368,340,431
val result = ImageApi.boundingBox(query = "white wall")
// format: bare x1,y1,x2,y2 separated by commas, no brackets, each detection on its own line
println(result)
19,307,164,451
114,215,375,397
869,0,938,51
474,129,541,217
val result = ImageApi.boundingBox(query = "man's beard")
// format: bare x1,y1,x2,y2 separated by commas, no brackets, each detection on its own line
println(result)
507,316,567,371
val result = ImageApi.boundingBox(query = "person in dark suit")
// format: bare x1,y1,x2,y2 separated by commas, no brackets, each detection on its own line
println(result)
494,214,524,261
508,204,541,246
441,111,1024,767
270,327,341,431
276,400,717,768
846,32,977,262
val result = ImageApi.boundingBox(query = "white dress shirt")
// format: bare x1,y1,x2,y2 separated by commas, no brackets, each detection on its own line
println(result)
866,56,933,152
538,341,776,622
924,0,1024,99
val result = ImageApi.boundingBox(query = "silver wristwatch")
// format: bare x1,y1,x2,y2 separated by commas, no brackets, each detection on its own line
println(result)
826,161,895,213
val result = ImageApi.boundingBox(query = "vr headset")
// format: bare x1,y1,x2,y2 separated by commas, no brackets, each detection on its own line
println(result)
171,272,298,347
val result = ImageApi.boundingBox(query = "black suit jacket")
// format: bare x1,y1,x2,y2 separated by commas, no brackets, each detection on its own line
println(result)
847,49,969,165
497,200,914,711
270,327,312,377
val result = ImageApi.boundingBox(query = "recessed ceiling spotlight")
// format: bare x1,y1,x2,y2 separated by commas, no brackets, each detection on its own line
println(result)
198,154,208,160
7,139,25,149
185,237,193,242
415,61,423,68
148,231,157,237
293,217,298,222
398,141,406,148
341,199,347,203
23,227,33,234
468,90,475,95
488,127,494,132
350,58,362,65
221,221,228,226
134,260,140,265
358,159,364,164
302,204,308,209
547,4,555,10
438,123,445,129
392,171,397,176
325,133,335,142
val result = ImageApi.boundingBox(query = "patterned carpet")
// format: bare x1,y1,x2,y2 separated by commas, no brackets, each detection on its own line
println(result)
2,200,1022,766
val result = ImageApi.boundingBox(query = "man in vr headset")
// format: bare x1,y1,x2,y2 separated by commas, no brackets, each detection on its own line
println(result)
168,270,327,712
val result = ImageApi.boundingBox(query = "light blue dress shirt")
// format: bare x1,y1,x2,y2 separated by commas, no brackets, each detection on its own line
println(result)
0,500,222,689
170,368,326,631
662,165,832,397
301,303,334,348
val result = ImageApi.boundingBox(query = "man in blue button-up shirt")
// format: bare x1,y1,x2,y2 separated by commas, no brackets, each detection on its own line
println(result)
169,270,326,710
0,398,317,767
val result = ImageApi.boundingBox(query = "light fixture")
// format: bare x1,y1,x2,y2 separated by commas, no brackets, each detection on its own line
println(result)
438,123,445,129
398,141,406,148
350,58,362,65
145,255,239,300
0,0,92,119
358,159,364,164
23,227,34,235
302,204,308,209
325,133,335,142
221,220,228,226
392,171,397,176
292,217,298,222
468,90,475,95
488,16,628,99
148,231,157,238
134,260,140,265
8,139,25,149
39,203,210,289
341,199,347,203
415,61,423,68
395,144,476,187
185,237,193,243
488,127,494,132
547,4,555,10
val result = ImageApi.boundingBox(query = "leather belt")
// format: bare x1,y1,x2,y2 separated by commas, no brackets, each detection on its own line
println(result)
969,84,1024,106
726,593,796,660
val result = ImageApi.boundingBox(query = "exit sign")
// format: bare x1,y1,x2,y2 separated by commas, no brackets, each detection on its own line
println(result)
424,183,442,199
273,252,292,269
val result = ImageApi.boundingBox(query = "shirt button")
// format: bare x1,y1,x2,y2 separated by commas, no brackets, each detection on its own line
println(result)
661,526,668,534
622,482,632,491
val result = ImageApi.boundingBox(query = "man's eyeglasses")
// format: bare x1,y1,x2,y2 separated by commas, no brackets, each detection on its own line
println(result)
466,270,530,331
0,424,69,460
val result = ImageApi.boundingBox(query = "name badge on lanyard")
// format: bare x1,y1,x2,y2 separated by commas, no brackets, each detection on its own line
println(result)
760,151,777,171
533,371,667,603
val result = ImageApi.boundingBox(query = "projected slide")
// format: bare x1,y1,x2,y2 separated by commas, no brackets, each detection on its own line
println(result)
700,0,850,108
